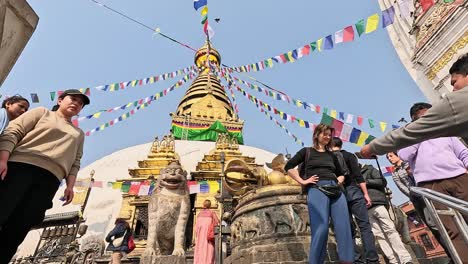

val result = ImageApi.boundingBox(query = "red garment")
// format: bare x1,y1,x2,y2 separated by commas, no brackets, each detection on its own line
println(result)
194,209,219,264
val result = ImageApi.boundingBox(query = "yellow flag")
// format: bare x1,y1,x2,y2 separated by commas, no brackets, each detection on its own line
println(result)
92,112,102,118
131,80,138,87
357,131,369,146
317,38,323,52
149,77,155,84
72,189,87,205
365,14,379,34
379,122,387,132
287,51,295,62
208,181,219,194
330,110,337,118
112,182,122,190
267,58,274,68
299,120,305,127
201,6,208,16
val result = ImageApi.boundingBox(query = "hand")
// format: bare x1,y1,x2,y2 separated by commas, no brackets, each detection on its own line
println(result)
359,145,374,159
301,175,319,185
337,176,345,184
0,160,7,180
364,194,372,208
62,187,74,206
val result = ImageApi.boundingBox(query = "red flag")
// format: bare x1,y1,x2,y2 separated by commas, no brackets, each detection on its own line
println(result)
420,0,434,11
129,182,141,195
357,116,363,126
332,119,344,137
72,119,79,128
302,45,311,56
343,26,354,42
315,105,321,114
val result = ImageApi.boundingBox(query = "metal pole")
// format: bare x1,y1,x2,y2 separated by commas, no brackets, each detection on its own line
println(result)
218,152,225,264
81,170,95,216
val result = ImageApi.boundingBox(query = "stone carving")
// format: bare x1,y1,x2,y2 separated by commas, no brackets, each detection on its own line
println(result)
264,207,293,234
291,204,310,233
141,162,190,263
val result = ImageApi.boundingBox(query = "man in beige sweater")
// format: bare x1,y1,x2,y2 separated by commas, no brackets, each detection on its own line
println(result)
0,89,89,263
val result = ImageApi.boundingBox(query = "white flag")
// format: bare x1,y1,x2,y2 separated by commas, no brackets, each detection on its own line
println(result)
334,30,344,44
189,184,200,194
340,124,353,142
398,0,411,19
138,185,151,196
345,114,354,124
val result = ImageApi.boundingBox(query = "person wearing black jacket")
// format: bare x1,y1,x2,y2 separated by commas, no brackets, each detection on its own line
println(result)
332,137,379,264
361,164,413,264
285,124,353,264
106,218,132,263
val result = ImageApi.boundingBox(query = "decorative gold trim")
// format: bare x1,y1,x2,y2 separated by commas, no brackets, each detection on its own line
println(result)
426,31,468,80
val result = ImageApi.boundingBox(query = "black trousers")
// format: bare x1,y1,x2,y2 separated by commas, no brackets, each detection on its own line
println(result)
0,162,60,264
346,185,380,264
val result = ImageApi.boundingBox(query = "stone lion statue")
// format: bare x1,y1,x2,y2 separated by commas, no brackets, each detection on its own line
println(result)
140,162,190,264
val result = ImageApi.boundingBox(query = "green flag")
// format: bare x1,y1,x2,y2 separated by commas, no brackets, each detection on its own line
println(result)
50,92,56,101
365,135,376,144
443,0,454,3
121,182,131,193
368,119,375,128
310,42,317,52
355,19,365,37
323,107,329,115
320,114,333,126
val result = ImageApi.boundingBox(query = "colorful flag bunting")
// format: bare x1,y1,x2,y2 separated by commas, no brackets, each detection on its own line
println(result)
357,116,363,126
349,128,361,143
332,119,344,137
340,124,353,142
317,38,323,52
345,114,354,124
50,92,56,101
368,119,375,128
357,131,369,146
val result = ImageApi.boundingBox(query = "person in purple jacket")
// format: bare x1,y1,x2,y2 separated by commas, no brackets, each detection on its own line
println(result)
398,102,468,263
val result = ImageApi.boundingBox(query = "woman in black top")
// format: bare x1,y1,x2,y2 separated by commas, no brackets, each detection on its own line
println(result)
285,124,353,264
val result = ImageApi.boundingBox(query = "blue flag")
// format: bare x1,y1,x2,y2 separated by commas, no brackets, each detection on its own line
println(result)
194,0,207,10
323,35,334,50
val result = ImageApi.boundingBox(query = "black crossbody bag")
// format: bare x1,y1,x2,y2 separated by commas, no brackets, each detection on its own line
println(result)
301,147,343,199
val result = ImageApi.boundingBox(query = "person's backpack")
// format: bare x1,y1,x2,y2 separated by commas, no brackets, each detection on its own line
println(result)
127,234,136,252
333,151,350,176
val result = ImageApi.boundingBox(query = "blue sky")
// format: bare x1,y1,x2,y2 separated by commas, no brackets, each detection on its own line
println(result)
2,0,426,204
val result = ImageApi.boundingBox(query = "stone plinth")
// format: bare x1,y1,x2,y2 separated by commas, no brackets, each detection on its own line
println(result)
225,185,340,264
150,255,186,264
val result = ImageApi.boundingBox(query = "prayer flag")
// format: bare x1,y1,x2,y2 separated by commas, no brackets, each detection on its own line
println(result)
50,92,56,101
330,109,337,118
365,14,379,34
208,181,219,194
357,131,369,146
355,19,365,37
357,116,363,126
345,114,354,124
332,119,344,137
189,184,200,194
335,30,344,44
323,35,334,50
343,26,354,42
112,182,122,190
317,38,323,52
382,6,395,28
138,184,151,196
320,114,333,126
420,0,434,11
340,124,353,142
30,93,39,103
379,122,387,132
368,119,375,128
194,0,207,10
398,0,411,18
349,128,361,143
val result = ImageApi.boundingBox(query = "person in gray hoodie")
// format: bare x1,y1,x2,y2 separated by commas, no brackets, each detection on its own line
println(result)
360,53,468,157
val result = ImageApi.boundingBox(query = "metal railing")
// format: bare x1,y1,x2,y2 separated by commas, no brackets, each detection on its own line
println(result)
410,187,468,264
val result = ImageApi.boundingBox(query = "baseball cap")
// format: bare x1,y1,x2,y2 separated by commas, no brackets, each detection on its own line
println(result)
59,89,90,105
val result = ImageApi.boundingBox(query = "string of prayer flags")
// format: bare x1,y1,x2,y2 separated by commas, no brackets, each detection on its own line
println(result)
84,72,194,135
320,113,376,147
225,72,398,132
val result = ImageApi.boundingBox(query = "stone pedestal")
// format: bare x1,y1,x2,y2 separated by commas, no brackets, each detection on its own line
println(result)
225,185,340,264
150,255,186,264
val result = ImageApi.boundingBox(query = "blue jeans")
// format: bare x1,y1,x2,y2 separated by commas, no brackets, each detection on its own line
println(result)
346,185,379,264
307,180,354,264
